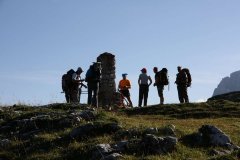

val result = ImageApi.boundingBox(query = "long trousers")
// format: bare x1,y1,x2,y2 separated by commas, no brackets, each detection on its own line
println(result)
87,83,99,107
138,84,149,107
70,88,79,103
177,85,189,103
157,85,164,104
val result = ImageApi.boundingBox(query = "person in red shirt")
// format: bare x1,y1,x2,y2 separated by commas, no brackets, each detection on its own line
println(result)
118,73,133,107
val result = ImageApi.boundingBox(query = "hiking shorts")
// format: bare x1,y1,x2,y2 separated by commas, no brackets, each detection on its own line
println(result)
120,89,130,97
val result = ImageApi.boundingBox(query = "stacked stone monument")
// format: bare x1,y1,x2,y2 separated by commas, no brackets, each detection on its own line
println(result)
97,52,118,107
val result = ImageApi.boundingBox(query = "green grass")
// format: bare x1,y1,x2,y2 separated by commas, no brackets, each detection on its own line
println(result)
0,101,240,160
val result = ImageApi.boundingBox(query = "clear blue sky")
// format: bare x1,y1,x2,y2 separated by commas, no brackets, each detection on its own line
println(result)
0,0,240,105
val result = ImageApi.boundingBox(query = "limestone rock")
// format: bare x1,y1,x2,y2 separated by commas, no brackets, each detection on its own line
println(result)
70,110,96,121
91,144,113,160
70,123,95,139
161,136,178,153
143,127,158,135
79,110,96,121
101,153,123,160
114,128,141,140
226,143,240,151
104,123,122,133
213,70,240,96
141,134,177,154
208,91,240,102
112,141,128,152
0,139,11,148
209,149,231,156
159,125,176,136
19,129,42,140
199,125,231,146
70,122,121,139
30,115,50,120
181,125,232,147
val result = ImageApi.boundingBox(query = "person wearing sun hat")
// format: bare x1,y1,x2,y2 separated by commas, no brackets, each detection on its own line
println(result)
70,67,85,103
138,68,152,107
118,73,133,107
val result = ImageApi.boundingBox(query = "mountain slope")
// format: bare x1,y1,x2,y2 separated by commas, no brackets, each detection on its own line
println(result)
0,102,240,160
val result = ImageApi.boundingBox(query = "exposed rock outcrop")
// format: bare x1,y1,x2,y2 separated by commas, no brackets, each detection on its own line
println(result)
91,134,178,159
70,122,122,139
181,125,238,148
140,134,177,154
208,91,240,102
213,70,240,96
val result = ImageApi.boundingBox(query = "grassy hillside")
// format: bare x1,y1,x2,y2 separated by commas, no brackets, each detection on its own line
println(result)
0,100,240,160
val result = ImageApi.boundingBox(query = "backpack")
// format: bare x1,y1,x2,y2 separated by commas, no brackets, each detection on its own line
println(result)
85,65,101,83
158,68,169,85
62,69,75,91
182,68,192,87
85,67,94,82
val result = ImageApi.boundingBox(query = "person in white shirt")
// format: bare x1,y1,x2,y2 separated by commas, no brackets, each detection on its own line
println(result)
70,67,84,103
138,68,152,107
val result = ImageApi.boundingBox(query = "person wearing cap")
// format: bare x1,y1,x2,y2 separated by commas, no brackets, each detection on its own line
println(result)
153,67,164,105
85,62,102,108
138,68,152,107
175,66,189,103
70,67,85,103
118,73,133,107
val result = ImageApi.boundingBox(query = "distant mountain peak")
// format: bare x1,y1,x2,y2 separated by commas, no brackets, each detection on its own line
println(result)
213,70,240,96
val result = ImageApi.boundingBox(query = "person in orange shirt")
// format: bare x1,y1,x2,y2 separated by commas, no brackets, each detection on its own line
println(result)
118,73,133,107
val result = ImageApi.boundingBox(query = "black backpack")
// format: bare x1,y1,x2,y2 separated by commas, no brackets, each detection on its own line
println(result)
158,68,169,85
62,69,75,91
182,68,192,87
85,64,101,83
85,66,94,82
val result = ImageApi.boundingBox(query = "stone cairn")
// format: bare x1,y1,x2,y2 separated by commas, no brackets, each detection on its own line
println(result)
97,52,120,107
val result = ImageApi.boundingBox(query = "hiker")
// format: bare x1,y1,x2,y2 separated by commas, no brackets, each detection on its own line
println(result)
70,67,85,103
62,67,85,103
138,68,152,107
175,66,189,103
62,73,71,103
182,68,192,87
153,67,169,105
118,73,133,107
85,62,101,108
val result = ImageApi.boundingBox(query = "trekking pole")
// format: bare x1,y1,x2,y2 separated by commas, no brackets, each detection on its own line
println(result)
167,75,170,91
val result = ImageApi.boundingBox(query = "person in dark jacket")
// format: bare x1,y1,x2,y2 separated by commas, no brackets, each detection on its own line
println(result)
85,62,101,108
175,66,189,103
153,67,165,104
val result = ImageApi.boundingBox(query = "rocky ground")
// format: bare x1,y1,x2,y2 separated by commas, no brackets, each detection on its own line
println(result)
208,91,240,102
0,100,240,160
